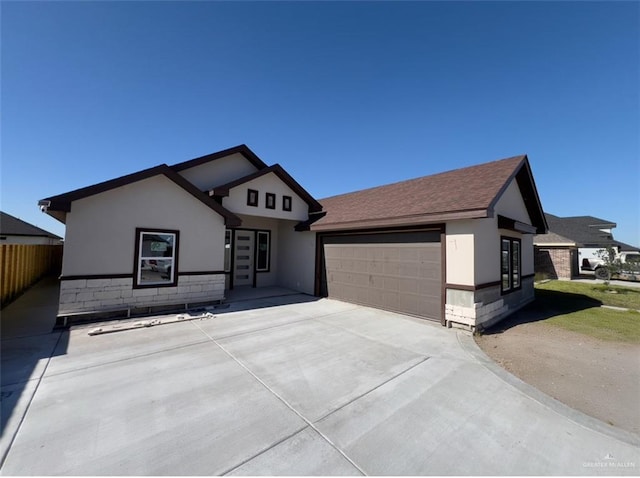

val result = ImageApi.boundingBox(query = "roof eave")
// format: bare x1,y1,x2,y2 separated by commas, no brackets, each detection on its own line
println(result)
39,165,241,226
311,209,488,232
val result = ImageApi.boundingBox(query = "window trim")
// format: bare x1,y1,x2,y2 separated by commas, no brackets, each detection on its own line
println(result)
265,192,276,210
255,230,270,272
247,189,259,207
500,235,521,294
133,228,180,289
282,195,292,212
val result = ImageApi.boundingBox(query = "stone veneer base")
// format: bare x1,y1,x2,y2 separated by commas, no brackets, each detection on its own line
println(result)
58,274,226,321
445,277,535,331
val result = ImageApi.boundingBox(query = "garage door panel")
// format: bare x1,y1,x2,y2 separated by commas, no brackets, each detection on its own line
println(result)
398,247,420,261
419,267,440,280
398,278,417,294
383,262,400,276
383,276,399,291
382,291,399,309
420,247,441,261
321,234,442,321
368,261,383,274
418,300,441,319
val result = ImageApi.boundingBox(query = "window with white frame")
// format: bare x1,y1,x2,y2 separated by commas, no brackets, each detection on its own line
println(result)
135,229,179,288
501,236,521,293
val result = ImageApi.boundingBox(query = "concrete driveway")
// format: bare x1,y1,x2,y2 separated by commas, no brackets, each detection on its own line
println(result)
2,287,639,475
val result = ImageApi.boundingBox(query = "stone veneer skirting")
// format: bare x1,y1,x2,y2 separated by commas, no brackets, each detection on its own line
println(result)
445,276,535,330
58,274,226,315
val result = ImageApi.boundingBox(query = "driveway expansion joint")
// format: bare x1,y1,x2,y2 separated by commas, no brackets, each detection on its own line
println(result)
313,356,431,423
42,338,212,379
313,314,434,359
221,425,309,476
192,321,368,476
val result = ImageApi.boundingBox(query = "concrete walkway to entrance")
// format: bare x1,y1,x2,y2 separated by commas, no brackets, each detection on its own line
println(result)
1,279,639,475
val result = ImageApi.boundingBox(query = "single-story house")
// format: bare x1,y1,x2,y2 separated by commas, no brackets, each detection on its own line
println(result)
534,213,639,279
1,211,62,245
40,145,547,330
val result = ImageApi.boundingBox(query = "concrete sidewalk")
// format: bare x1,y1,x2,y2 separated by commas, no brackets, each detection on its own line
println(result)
1,280,639,475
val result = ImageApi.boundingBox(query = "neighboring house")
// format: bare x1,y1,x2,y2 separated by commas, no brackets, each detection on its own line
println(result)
39,145,547,331
0,211,62,245
533,213,639,279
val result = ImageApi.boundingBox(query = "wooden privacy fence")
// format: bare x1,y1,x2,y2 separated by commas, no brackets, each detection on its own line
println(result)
1,244,63,307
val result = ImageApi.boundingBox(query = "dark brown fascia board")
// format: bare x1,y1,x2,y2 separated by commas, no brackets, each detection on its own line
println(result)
311,208,488,232
40,164,241,227
41,164,170,213
486,154,526,217
170,144,268,172
497,215,538,234
487,155,548,235
295,211,327,231
516,159,548,234
210,164,323,213
162,167,241,227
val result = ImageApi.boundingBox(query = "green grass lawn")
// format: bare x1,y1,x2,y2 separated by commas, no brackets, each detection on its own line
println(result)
532,280,640,343
544,308,640,343
535,280,640,309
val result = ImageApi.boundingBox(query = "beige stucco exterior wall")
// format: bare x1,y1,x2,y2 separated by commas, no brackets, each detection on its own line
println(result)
223,173,309,221
494,179,531,223
445,220,475,286
444,178,535,288
277,221,316,295
177,153,258,191
62,175,226,276
445,178,537,329
494,178,534,276
446,216,520,286
472,217,500,284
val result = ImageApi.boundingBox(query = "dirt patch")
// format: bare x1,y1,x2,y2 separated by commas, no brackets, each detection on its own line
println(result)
475,319,640,435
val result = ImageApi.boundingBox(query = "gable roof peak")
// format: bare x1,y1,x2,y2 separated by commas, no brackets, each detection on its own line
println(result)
170,144,268,172
210,162,322,213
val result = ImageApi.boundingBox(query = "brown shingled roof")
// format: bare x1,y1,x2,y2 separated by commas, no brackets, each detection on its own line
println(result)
312,155,546,232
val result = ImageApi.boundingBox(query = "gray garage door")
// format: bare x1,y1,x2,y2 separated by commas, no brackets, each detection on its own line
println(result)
320,231,442,321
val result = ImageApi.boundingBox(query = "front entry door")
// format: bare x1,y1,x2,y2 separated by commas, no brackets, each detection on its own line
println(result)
233,231,254,287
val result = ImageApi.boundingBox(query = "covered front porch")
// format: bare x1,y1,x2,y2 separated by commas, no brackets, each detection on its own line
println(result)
224,214,317,296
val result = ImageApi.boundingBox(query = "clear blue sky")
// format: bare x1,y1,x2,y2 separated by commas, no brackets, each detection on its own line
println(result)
2,1,638,246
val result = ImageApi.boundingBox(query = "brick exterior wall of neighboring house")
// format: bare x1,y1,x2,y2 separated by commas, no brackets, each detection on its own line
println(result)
534,246,577,280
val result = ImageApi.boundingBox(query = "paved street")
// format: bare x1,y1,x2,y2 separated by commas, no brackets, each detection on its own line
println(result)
1,279,639,475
